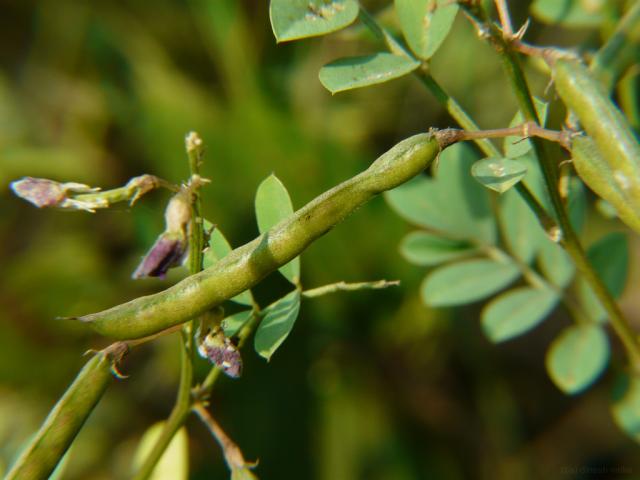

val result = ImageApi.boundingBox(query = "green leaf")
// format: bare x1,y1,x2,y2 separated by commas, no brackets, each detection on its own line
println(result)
202,223,254,306
255,174,300,284
395,0,459,59
399,231,476,266
481,287,559,342
531,0,606,28
612,375,640,443
254,290,301,361
385,143,496,243
421,258,520,307
588,232,628,298
222,310,253,337
538,240,575,288
501,188,545,264
319,53,420,93
546,324,609,394
471,157,528,193
504,97,549,158
269,0,359,42
133,423,188,480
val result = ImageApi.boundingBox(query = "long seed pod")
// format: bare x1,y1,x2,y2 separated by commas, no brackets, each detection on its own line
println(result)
76,133,443,339
550,56,640,215
6,346,125,480
572,135,640,232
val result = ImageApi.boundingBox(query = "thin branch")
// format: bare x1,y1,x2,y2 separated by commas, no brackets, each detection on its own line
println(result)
454,122,573,150
302,279,400,298
133,132,208,480
463,2,640,371
193,402,256,472
357,4,558,248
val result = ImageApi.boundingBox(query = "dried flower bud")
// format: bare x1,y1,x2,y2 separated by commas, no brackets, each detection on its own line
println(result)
132,232,187,279
132,189,192,279
198,328,242,378
10,177,99,210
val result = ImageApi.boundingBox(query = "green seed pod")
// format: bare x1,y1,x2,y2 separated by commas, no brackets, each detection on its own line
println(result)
572,135,640,233
6,348,123,480
552,57,640,211
76,133,441,339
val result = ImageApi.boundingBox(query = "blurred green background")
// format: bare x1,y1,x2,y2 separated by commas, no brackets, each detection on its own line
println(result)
2,0,640,478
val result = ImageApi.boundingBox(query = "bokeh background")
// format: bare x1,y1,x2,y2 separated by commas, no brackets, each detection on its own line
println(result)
2,0,640,478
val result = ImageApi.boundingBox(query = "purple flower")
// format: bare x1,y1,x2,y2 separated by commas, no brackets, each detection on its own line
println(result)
132,190,192,279
132,232,187,279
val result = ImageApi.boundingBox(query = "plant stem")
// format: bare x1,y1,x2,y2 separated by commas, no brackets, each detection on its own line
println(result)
302,279,400,298
357,5,556,240
450,122,572,150
193,403,253,471
133,132,208,479
466,3,640,370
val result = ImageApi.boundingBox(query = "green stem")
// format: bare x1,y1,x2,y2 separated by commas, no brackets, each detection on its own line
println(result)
302,279,400,298
467,4,640,370
591,0,640,91
618,70,640,131
133,132,207,479
132,350,192,480
357,5,556,236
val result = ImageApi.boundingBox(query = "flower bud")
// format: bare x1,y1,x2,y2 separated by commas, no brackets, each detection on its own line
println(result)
131,232,187,279
10,177,99,210
132,190,192,279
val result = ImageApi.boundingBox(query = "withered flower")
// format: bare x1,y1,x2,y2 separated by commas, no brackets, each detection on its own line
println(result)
10,177,100,210
132,189,191,278
198,327,243,378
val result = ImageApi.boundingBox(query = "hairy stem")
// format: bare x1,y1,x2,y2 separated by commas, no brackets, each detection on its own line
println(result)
357,5,556,240
133,132,207,479
466,2,640,370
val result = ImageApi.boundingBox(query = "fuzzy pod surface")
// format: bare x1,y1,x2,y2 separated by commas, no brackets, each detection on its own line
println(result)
552,58,640,209
6,352,115,480
77,133,442,339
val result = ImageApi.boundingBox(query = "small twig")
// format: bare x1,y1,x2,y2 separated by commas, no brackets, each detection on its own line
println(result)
193,402,256,472
454,122,574,151
133,132,208,480
302,279,400,298
10,174,177,212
